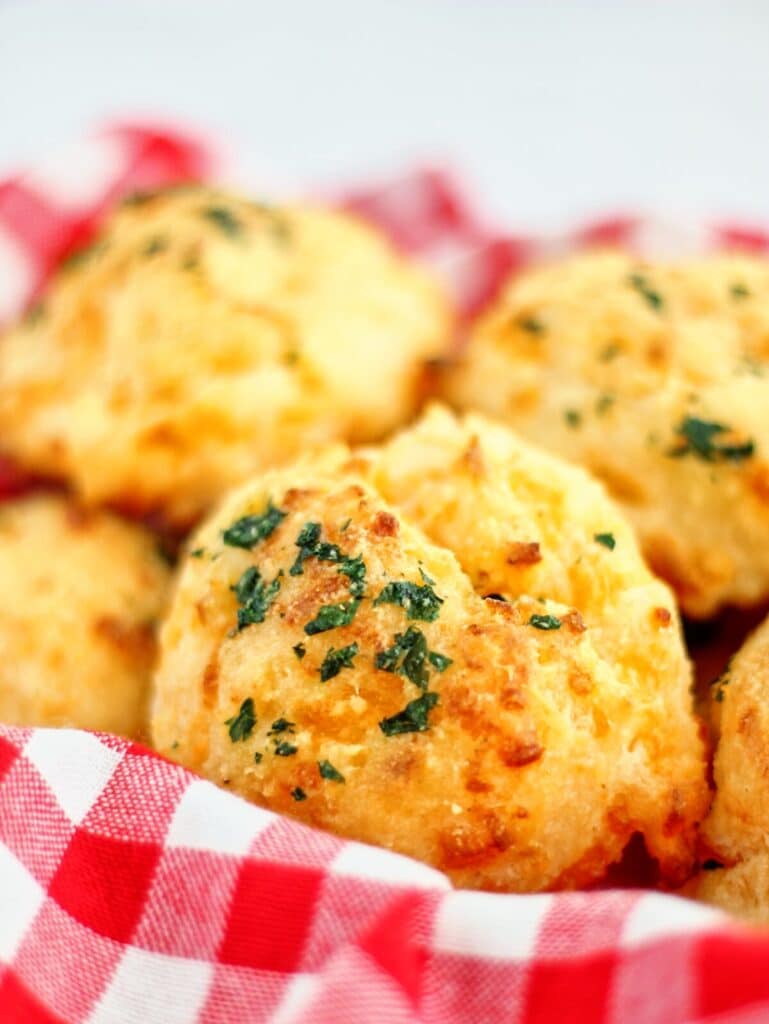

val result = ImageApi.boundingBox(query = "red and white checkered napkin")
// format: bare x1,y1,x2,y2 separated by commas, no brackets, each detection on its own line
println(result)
3,124,769,1024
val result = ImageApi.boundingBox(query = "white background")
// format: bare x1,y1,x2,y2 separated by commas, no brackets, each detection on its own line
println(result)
1,0,768,231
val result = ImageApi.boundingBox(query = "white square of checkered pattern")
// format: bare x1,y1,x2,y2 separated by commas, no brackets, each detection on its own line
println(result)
25,730,123,826
166,778,274,855
21,135,130,212
0,225,33,322
0,845,44,963
86,947,213,1024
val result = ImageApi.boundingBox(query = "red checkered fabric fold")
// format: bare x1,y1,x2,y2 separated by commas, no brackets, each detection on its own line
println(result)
2,124,769,1024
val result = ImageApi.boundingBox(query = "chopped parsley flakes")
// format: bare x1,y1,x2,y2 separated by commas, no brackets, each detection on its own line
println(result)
232,567,281,630
528,613,562,630
595,394,615,416
320,642,359,681
223,501,286,548
375,626,451,689
373,580,443,622
292,643,306,660
380,691,439,737
730,282,751,300
290,522,340,575
254,751,263,764
201,205,244,238
564,409,582,428
274,741,298,757
318,760,345,782
340,555,367,598
304,599,360,636
669,416,755,463
142,235,167,257
594,532,616,550
518,315,544,334
291,787,307,801
268,718,295,736
225,698,256,742
628,272,663,310
290,523,367,597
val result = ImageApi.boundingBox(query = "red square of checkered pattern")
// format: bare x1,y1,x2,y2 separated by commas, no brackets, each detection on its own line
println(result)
0,733,21,784
48,827,162,943
80,743,189,843
132,846,241,959
694,931,769,1018
0,970,63,1024
216,859,326,972
11,898,124,1022
0,754,74,887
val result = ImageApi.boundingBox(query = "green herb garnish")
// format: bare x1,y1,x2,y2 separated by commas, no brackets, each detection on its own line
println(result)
730,282,751,300
318,760,345,783
428,651,453,672
379,692,439,736
202,205,244,238
340,555,366,598
254,751,263,764
190,547,205,558
292,643,306,660
304,600,360,636
291,787,307,801
564,409,582,429
142,235,167,257
518,316,544,335
319,642,359,682
594,532,616,550
268,718,295,736
628,272,663,310
223,501,286,549
669,416,755,463
375,626,451,689
528,613,562,630
595,394,615,416
232,567,281,630
274,741,298,757
373,580,443,622
599,342,621,362
290,522,338,574
225,698,256,742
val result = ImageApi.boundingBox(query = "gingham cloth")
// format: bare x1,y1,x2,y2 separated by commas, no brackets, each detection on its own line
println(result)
2,124,769,1024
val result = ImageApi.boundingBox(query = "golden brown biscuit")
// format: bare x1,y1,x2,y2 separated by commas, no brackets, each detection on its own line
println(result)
152,408,706,891
0,186,451,526
446,251,769,618
695,615,769,921
0,495,170,737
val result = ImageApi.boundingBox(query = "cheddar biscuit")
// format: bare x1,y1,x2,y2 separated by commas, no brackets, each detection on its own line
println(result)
152,408,706,891
0,186,450,526
447,251,769,617
0,495,170,737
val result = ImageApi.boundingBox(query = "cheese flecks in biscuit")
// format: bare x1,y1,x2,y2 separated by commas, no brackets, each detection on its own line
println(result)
0,186,451,525
0,495,170,737
151,408,706,893
695,616,769,922
446,251,769,617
